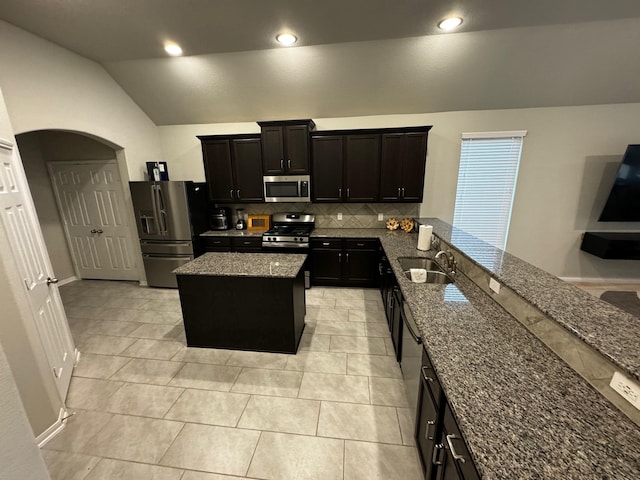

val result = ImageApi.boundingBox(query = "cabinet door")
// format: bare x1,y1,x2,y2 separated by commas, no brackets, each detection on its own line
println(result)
344,240,379,287
201,237,232,252
401,132,428,202
440,406,480,480
232,237,263,253
311,136,344,202
232,138,264,202
311,248,343,285
285,125,310,174
261,126,285,174
345,134,380,202
416,380,440,479
380,133,404,201
202,140,235,203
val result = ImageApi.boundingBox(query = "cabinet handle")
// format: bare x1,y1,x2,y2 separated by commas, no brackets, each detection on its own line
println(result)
288,159,291,170
446,434,466,463
345,252,349,262
280,159,284,170
212,241,221,244
421,366,434,383
338,188,342,198
356,243,364,246
229,189,234,199
237,189,240,198
402,187,405,197
322,242,330,246
338,252,342,263
397,187,401,197
243,241,251,245
346,188,350,198
432,443,444,466
425,420,436,441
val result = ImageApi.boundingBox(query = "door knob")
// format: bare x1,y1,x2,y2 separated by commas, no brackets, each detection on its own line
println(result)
46,277,59,285
90,229,104,234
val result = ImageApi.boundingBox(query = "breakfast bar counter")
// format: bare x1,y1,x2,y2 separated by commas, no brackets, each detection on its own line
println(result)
174,252,307,353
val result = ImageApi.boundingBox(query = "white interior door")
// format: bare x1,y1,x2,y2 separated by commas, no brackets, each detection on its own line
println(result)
0,135,76,403
49,161,138,281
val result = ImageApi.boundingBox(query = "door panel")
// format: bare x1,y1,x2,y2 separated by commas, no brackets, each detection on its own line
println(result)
285,125,310,174
311,136,344,202
51,162,137,280
0,135,76,402
232,138,264,202
345,134,380,202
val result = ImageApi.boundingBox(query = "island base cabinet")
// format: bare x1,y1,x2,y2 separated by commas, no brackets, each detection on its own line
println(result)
176,270,306,353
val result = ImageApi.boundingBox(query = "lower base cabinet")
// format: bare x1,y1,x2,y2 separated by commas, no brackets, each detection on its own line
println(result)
416,348,479,480
201,236,262,253
310,238,379,287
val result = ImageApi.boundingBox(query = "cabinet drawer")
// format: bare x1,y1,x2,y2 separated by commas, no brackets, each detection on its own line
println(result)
311,238,342,249
232,236,263,252
345,238,378,250
201,237,232,251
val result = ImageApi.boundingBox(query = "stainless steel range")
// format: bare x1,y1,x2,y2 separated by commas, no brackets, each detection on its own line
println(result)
262,213,315,249
263,213,315,288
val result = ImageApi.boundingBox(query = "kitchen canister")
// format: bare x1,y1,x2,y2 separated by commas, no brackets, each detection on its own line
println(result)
417,224,433,251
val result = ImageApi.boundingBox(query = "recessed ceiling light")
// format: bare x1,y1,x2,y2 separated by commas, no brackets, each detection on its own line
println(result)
276,33,297,46
164,43,183,56
438,17,463,31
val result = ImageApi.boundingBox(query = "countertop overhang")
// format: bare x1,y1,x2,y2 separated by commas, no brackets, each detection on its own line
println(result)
173,252,306,278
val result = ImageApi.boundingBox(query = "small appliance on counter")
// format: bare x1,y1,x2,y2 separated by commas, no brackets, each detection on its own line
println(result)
248,214,272,231
210,207,231,230
235,208,247,230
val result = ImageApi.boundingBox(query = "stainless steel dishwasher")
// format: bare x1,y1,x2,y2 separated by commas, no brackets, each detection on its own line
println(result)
400,298,424,421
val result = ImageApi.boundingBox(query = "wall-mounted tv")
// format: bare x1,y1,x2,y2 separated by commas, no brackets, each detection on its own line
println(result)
599,144,640,222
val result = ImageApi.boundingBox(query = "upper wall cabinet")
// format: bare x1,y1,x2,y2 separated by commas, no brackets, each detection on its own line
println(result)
311,126,431,203
199,135,264,203
258,119,316,175
380,131,430,202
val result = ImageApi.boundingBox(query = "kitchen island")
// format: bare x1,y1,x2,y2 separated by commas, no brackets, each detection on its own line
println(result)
173,252,307,353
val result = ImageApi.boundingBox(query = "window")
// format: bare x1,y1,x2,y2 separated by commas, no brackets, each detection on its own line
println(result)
452,131,526,253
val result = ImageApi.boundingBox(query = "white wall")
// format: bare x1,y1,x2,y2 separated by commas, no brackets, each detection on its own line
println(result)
159,104,640,280
0,19,162,181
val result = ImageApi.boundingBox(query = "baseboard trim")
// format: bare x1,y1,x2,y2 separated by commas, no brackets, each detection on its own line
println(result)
36,408,67,448
57,276,79,286
560,276,640,284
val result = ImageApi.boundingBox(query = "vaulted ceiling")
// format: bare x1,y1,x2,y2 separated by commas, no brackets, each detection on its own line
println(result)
2,0,640,125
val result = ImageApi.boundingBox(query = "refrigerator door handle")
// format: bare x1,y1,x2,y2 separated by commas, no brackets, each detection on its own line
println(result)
154,185,168,235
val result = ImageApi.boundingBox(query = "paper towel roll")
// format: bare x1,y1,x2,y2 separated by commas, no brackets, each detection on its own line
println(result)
417,224,433,251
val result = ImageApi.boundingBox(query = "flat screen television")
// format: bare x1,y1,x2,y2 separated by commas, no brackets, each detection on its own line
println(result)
598,144,640,222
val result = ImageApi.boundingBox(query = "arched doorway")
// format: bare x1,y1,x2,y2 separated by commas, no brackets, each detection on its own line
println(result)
16,130,140,283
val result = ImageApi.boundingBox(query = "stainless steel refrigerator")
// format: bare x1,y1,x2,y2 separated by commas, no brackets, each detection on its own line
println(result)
129,181,208,288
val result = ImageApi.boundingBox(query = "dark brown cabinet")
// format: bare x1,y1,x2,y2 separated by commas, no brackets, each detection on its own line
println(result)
201,236,232,252
201,235,263,253
199,135,264,203
380,132,428,202
344,134,381,202
259,120,315,175
311,135,344,202
310,238,378,287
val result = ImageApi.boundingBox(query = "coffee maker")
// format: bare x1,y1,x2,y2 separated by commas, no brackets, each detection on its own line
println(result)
210,207,231,230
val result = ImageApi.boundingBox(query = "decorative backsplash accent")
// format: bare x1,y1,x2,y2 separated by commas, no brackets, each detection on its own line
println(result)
223,203,420,228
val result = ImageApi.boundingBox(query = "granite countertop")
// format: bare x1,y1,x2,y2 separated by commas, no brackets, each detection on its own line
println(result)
173,252,306,278
376,230,640,479
201,229,265,237
417,218,640,382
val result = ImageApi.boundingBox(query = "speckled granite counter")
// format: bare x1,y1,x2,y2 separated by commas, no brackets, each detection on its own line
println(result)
313,226,640,478
174,252,306,278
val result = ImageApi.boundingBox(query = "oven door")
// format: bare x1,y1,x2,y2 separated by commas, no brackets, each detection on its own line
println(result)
263,175,310,202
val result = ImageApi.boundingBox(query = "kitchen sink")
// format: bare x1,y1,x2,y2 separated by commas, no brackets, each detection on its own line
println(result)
403,270,454,284
397,257,444,272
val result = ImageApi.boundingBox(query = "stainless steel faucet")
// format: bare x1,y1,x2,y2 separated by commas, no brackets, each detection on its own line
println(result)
434,250,456,275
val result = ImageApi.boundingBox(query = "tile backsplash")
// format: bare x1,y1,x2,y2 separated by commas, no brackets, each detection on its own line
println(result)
223,203,420,228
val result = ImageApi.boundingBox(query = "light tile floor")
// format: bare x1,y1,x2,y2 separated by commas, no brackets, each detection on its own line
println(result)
44,280,423,480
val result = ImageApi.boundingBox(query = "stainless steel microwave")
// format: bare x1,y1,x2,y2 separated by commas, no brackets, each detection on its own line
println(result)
263,175,311,203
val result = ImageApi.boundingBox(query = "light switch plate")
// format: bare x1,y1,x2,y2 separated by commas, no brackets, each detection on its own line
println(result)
337,213,343,220
610,371,640,410
378,213,384,221
489,278,501,294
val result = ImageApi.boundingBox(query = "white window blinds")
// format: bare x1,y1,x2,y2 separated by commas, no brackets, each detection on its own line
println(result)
452,131,526,251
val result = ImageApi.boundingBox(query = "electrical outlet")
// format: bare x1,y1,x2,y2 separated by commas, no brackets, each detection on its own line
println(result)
378,213,384,221
337,213,342,220
489,278,501,294
610,371,640,410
